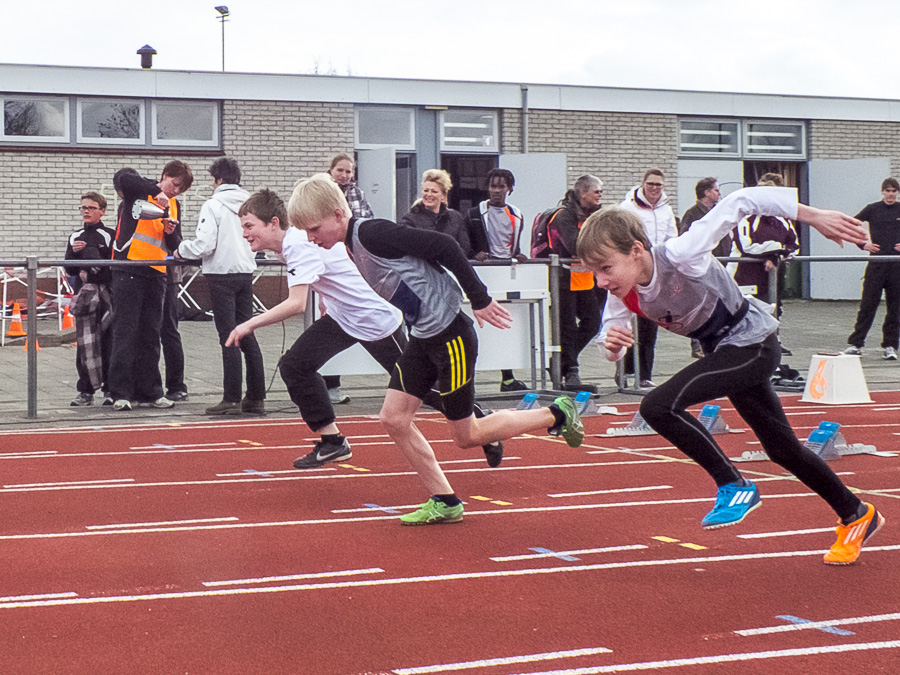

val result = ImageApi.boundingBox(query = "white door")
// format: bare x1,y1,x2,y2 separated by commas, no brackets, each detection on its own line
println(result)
499,153,567,253
808,158,890,299
357,148,396,220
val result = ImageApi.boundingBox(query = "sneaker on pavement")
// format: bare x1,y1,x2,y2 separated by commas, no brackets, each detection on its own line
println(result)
400,497,464,525
328,387,350,404
701,481,761,529
500,378,529,393
167,390,189,402
148,397,174,409
824,502,885,565
548,396,584,448
640,379,657,389
883,347,898,361
563,367,598,394
293,438,352,469
112,399,132,412
206,400,241,415
473,401,503,468
102,394,114,406
241,397,265,414
70,392,93,407
844,345,862,355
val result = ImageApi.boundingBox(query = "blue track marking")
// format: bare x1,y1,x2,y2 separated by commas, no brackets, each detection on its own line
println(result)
529,547,580,561
777,614,855,636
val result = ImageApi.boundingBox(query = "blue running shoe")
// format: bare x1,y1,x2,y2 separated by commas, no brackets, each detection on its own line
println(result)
701,481,761,529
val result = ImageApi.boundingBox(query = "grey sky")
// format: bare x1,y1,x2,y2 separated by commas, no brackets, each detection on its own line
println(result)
3,0,893,99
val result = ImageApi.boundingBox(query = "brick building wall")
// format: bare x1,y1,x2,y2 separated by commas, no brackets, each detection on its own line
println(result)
504,109,680,212
809,119,900,177
0,100,355,261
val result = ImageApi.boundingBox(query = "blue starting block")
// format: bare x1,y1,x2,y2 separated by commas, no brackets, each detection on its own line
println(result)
802,421,893,460
517,392,539,410
698,404,730,435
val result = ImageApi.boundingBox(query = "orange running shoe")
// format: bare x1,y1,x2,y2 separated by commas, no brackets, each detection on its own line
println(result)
824,502,885,565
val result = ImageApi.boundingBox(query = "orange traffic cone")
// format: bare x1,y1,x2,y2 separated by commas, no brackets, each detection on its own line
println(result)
6,302,26,337
62,306,75,330
22,337,41,351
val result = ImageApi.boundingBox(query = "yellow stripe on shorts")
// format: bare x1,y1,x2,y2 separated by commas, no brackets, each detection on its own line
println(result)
445,336,466,392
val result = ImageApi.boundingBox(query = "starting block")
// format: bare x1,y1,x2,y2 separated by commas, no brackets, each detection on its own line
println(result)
804,421,895,460
801,353,872,405
698,404,728,435
603,411,656,437
573,391,622,417
517,392,540,410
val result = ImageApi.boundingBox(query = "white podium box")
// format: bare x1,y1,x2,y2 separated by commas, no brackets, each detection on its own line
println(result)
801,353,872,405
319,263,551,387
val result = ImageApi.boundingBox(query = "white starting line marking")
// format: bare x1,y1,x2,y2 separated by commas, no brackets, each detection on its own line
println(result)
500,641,900,675
0,592,78,602
0,450,57,458
216,468,336,477
0,492,828,541
549,486,672,498
130,441,238,450
393,647,613,674
202,567,384,587
737,527,834,539
86,517,240,530
736,611,900,636
3,478,135,489
491,545,647,562
2,547,899,611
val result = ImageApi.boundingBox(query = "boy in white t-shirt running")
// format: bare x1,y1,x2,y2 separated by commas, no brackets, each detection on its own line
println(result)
226,189,503,470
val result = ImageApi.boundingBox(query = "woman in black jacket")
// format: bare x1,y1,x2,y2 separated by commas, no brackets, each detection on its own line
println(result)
399,169,472,257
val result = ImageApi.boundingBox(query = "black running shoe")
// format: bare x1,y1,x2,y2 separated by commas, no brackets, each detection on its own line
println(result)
473,402,504,468
293,439,352,469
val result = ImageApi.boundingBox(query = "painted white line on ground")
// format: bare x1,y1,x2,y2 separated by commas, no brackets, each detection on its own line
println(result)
737,527,834,539
501,641,900,675
393,647,613,674
86,517,240,530
736,612,900,636
0,492,824,541
3,478,135,489
202,567,384,587
752,473,854,483
0,592,78,602
130,442,238,450
0,451,57,457
216,468,336,477
491,545,647,562
2,547,899,611
549,486,672,498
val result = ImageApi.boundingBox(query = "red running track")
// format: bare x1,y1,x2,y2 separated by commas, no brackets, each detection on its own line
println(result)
0,393,898,674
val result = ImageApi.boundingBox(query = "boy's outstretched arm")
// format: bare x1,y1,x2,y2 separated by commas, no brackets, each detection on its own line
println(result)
226,284,308,346
797,204,867,247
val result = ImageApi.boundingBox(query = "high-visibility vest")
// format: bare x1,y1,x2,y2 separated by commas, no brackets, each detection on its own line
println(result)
129,196,177,273
569,218,595,291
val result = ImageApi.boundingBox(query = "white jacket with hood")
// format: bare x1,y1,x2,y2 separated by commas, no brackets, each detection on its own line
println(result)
620,186,678,247
177,184,255,274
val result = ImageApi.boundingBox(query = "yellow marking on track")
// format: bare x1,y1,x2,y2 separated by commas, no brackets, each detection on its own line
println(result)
337,464,370,473
470,496,492,501
680,543,707,550
239,440,263,446
653,535,706,550
653,536,680,543
491,500,513,506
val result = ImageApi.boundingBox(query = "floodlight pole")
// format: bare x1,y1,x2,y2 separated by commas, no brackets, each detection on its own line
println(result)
215,6,230,71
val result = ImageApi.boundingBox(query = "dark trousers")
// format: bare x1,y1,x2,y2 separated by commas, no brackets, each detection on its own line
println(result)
639,333,860,521
107,271,165,402
558,286,606,374
623,316,659,381
161,282,187,396
207,274,266,403
279,315,406,431
847,261,900,349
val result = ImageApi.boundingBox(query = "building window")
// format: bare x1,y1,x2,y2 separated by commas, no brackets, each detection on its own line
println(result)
678,119,740,156
355,107,415,150
1,97,69,142
440,109,498,153
744,121,805,158
77,98,144,144
152,101,219,147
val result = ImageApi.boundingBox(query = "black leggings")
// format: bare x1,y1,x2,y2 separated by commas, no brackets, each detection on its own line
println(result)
639,333,861,521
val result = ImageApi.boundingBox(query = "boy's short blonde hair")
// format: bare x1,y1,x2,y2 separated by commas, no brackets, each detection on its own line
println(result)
288,173,352,230
576,207,652,266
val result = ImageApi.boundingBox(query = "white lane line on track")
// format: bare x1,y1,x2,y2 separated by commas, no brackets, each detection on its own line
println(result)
0,451,57,457
737,527,834,539
0,592,78,602
0,492,823,541
202,567,384,587
499,641,900,675
216,468,336,477
549,486,672,498
736,612,900,636
86,517,240,530
490,545,647,562
0,459,676,494
130,442,238,449
392,647,613,674
3,478,135,489
2,547,900,610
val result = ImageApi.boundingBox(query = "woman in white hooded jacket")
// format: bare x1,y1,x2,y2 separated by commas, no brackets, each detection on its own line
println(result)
176,157,265,415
